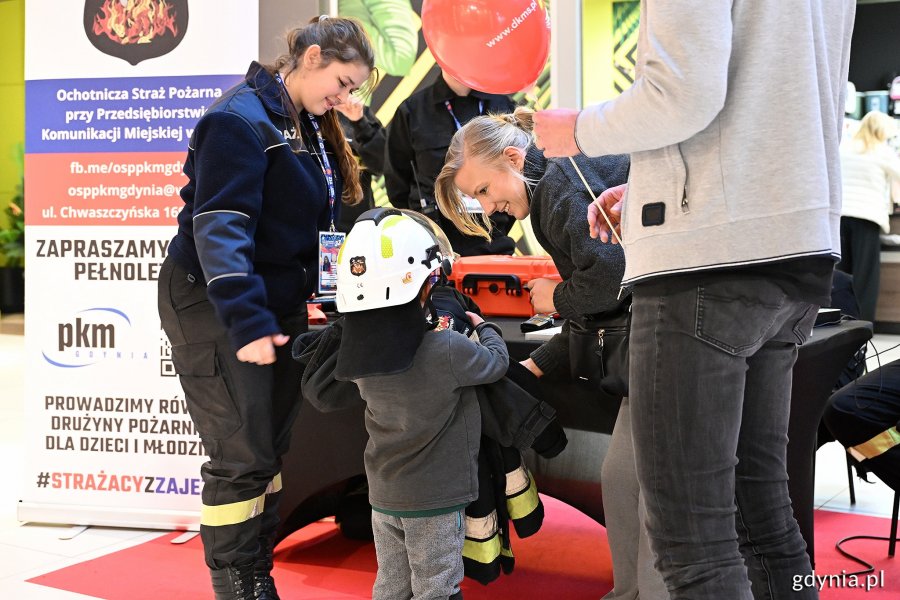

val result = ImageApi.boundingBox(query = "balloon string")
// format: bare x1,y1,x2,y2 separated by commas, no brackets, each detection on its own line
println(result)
568,157,623,245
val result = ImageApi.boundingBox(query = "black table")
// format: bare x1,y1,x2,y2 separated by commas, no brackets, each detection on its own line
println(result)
276,316,872,568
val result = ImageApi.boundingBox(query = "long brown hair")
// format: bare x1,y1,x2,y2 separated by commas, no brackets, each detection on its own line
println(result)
265,16,378,205
435,107,537,239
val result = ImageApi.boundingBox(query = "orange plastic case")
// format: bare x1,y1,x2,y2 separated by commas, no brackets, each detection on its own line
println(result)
448,255,562,317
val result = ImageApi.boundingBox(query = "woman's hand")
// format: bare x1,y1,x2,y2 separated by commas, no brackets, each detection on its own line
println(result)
519,357,544,378
525,277,559,315
334,95,365,122
588,183,627,244
236,333,290,365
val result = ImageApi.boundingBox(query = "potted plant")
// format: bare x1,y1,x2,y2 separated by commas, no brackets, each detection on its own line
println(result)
0,178,25,313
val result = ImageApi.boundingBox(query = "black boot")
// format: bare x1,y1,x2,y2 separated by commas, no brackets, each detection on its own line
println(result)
254,486,283,600
209,564,255,600
253,535,280,600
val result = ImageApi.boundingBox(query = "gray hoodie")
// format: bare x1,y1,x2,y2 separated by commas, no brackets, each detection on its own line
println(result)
574,0,856,285
352,324,508,514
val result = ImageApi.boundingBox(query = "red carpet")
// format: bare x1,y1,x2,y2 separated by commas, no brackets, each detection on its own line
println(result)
27,499,897,599
808,509,898,598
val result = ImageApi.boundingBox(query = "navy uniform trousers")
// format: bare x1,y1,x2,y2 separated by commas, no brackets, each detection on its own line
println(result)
158,255,307,568
825,357,900,492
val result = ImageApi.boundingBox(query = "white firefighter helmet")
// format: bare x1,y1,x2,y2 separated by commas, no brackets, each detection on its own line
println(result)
336,208,454,313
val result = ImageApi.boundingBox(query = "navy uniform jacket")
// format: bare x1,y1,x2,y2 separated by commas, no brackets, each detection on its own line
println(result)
167,62,343,351
384,73,517,256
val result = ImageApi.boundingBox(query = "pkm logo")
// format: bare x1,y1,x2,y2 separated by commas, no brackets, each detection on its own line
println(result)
43,308,133,368
58,317,116,351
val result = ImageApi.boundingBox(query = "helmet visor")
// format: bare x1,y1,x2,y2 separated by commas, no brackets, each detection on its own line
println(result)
396,209,455,261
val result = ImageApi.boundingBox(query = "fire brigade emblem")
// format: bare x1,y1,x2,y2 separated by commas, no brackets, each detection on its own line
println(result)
433,314,453,332
84,0,188,65
349,256,367,276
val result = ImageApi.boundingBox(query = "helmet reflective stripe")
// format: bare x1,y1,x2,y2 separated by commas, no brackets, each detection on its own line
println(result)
380,215,405,258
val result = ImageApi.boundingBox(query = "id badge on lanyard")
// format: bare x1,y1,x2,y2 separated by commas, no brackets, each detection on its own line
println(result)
304,112,345,295
273,73,347,296
318,230,345,295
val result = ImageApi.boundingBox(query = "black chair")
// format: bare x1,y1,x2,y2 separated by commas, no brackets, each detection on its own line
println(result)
787,319,873,567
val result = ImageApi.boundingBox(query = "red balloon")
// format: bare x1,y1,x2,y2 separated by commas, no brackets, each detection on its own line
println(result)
421,0,550,95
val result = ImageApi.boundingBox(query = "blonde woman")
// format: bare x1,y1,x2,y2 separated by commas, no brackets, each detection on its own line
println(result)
839,110,900,321
435,109,668,600
435,107,628,347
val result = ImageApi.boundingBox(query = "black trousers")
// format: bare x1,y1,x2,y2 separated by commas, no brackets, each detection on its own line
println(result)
158,256,307,569
824,358,900,492
837,216,882,323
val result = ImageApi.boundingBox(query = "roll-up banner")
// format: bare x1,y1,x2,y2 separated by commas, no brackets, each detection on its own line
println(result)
20,0,258,530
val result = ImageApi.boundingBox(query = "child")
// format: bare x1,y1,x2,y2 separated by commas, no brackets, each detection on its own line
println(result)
333,208,509,599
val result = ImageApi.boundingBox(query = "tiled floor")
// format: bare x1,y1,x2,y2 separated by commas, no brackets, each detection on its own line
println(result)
1,313,898,598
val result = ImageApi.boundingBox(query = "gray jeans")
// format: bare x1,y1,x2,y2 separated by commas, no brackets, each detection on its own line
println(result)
630,274,818,600
371,509,465,600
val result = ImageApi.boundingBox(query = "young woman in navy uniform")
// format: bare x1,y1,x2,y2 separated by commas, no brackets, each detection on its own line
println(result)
157,16,375,600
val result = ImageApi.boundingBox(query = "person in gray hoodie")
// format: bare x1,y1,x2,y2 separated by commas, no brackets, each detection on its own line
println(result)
331,208,509,600
532,1,856,599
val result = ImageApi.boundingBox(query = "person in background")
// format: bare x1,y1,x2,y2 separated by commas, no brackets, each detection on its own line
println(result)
157,16,375,600
385,68,518,256
435,108,666,599
532,1,856,598
838,110,900,322
332,209,509,600
824,357,900,495
335,95,386,232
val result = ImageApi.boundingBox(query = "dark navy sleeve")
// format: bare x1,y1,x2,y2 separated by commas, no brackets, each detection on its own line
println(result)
349,106,386,176
190,110,281,350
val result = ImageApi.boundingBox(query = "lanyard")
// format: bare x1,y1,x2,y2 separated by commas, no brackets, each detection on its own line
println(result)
444,99,484,131
306,113,337,232
275,72,337,231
